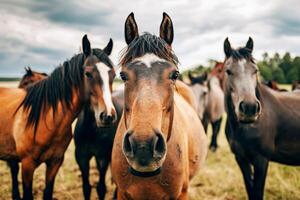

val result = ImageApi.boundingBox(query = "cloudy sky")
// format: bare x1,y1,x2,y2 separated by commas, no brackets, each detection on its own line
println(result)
0,0,299,77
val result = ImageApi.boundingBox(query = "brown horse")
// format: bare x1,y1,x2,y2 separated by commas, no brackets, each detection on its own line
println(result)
18,67,48,89
111,13,207,200
263,80,288,92
0,35,116,200
210,61,225,89
4,67,48,200
223,37,300,200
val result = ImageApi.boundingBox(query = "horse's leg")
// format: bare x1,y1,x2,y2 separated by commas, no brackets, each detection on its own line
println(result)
7,160,21,200
202,114,209,134
235,155,254,200
43,158,64,200
95,157,109,200
253,156,269,200
75,149,92,200
209,117,222,152
21,158,36,200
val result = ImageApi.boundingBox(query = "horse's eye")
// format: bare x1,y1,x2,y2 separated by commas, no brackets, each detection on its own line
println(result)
226,69,233,76
120,72,128,82
169,70,180,81
253,69,258,75
85,71,93,79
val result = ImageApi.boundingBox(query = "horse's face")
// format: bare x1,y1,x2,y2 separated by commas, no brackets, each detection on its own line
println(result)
210,62,224,87
19,67,48,89
188,72,208,120
223,37,261,124
120,13,178,174
82,35,117,127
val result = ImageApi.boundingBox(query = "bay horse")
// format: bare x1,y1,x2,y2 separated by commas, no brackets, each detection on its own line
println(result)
188,71,225,152
18,67,48,89
0,35,116,200
73,39,121,200
111,12,207,200
4,67,48,200
223,37,300,200
263,80,288,92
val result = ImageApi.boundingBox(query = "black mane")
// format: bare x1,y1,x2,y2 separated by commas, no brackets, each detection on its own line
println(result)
231,47,255,63
120,32,178,66
18,48,111,133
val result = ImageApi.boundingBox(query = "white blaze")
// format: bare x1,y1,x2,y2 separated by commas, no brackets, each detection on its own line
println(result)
96,63,114,116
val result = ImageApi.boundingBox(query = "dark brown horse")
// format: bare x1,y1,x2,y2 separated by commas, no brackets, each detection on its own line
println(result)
73,39,121,200
223,37,300,200
111,13,207,200
0,35,116,200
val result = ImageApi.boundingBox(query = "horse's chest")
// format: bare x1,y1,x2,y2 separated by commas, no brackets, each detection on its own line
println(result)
124,176,183,200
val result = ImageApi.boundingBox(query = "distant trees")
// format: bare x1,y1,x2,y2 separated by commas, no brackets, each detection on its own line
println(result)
257,52,300,84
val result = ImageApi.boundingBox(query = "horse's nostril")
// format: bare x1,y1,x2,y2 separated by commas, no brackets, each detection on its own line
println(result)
153,133,166,158
239,101,246,114
123,132,134,158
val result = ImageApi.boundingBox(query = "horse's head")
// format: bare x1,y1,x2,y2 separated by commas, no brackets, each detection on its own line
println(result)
223,37,261,124
82,35,117,127
210,61,225,88
19,66,48,89
188,71,208,120
120,13,179,175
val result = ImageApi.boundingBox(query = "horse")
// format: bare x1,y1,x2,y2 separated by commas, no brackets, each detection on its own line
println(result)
188,71,208,120
0,34,116,200
263,80,288,92
3,67,48,200
111,12,207,200
18,67,48,89
188,71,225,152
210,61,225,89
223,37,300,200
292,80,300,91
73,39,121,200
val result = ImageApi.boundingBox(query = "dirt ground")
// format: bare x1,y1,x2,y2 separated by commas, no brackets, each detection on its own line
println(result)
0,82,299,200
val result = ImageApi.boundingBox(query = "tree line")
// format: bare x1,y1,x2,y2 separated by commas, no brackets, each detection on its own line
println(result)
183,53,300,84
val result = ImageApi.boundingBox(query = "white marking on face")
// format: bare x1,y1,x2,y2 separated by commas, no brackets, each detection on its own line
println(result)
238,59,246,73
95,63,115,121
133,53,167,68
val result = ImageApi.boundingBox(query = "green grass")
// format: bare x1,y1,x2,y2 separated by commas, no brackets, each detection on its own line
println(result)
0,82,299,199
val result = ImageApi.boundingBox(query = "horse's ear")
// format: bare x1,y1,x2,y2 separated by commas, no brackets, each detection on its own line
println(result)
188,71,194,82
103,38,113,55
82,34,91,57
25,66,33,76
224,37,232,58
125,12,139,45
245,37,254,53
160,12,174,46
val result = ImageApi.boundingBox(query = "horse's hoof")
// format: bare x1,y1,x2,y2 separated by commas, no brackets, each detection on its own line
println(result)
209,146,217,152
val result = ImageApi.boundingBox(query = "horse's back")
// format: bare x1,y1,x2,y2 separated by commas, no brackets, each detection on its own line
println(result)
174,92,207,179
175,80,197,110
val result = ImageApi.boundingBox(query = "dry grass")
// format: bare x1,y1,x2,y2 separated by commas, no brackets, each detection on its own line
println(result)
0,82,299,200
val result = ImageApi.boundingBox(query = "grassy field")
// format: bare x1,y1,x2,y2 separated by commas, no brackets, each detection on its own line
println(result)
0,82,299,200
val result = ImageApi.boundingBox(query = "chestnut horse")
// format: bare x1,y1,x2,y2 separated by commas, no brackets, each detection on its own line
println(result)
223,37,300,200
0,35,116,200
111,13,207,200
